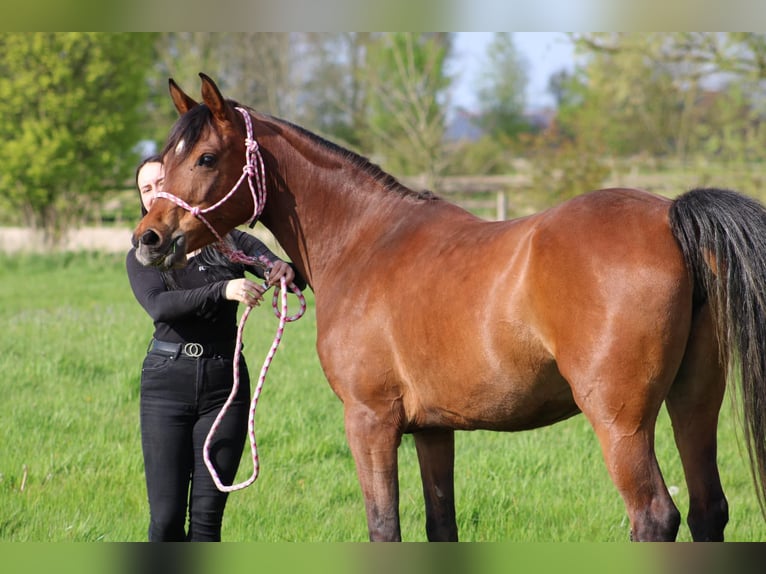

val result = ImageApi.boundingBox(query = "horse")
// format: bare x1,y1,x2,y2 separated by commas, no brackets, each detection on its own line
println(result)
132,73,766,542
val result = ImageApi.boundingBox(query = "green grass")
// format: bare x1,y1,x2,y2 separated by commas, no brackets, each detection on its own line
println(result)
0,252,764,542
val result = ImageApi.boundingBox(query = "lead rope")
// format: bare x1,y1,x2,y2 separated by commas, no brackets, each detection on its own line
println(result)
203,266,306,492
155,107,306,491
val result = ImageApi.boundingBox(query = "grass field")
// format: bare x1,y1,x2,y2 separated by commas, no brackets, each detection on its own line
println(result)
0,251,764,542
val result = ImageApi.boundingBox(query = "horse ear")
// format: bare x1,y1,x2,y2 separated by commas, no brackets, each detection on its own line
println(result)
168,78,198,115
199,73,230,124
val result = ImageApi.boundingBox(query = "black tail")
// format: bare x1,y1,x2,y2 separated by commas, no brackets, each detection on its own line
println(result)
669,187,766,517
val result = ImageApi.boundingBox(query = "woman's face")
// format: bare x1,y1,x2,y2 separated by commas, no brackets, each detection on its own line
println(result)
137,161,164,212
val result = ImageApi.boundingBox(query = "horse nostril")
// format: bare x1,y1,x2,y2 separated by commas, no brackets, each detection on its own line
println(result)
141,229,161,247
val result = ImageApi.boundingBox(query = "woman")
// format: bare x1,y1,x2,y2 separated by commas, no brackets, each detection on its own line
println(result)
127,155,300,541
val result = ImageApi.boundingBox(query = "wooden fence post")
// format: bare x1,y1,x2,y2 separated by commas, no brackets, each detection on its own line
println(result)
496,190,508,221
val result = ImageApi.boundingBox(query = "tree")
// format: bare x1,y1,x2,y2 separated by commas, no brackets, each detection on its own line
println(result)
217,33,298,117
298,33,373,149
361,33,453,183
474,33,531,140
146,33,223,146
568,33,766,162
151,33,351,143
0,33,155,241
557,34,688,158
547,68,574,108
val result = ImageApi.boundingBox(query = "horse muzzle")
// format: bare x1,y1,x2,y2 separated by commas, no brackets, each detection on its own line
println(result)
132,229,189,269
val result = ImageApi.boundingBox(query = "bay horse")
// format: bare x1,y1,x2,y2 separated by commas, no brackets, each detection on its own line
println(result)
132,73,766,541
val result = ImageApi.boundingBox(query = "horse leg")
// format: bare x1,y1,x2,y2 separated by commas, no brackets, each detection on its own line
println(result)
589,411,681,541
413,428,458,541
567,351,681,541
344,403,403,541
665,305,729,541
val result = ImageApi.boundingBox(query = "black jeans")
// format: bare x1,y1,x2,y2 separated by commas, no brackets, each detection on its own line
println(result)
139,349,250,541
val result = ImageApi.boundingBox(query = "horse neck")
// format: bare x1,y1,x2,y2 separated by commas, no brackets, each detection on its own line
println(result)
257,119,418,288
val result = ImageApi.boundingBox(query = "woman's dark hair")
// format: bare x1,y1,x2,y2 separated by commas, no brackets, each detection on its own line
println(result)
135,154,163,217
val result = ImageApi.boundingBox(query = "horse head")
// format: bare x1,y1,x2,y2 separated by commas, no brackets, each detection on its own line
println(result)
132,74,259,269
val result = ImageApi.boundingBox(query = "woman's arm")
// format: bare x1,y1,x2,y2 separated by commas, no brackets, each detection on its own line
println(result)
126,249,227,322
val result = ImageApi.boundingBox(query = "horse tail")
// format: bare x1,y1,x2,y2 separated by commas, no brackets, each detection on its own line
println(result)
669,187,766,517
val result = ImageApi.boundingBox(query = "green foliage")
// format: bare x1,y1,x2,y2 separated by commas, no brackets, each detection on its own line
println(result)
558,36,678,157
8,32,766,242
692,81,766,167
475,32,532,139
0,33,155,241
443,135,519,176
533,33,766,208
362,33,452,179
525,127,613,204
296,33,373,151
566,33,766,163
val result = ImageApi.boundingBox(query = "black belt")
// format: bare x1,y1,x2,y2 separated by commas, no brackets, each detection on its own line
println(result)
148,338,238,358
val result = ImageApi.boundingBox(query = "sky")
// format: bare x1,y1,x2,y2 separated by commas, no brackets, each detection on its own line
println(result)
451,32,577,111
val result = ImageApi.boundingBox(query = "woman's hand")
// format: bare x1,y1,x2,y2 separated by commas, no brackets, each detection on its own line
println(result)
266,260,295,288
225,278,266,306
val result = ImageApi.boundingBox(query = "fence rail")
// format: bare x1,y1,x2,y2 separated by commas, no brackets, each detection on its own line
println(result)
400,175,531,220
401,169,710,221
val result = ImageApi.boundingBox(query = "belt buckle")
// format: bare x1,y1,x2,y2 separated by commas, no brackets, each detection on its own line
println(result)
183,342,204,358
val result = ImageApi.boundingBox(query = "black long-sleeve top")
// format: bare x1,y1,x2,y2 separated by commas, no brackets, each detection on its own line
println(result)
126,229,280,344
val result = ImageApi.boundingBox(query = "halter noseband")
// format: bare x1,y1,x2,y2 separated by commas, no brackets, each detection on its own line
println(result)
154,106,267,244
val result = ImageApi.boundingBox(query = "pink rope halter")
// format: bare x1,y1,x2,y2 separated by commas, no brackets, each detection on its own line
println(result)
156,106,306,492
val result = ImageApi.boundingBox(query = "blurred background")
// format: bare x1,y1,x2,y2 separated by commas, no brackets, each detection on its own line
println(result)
2,32,766,251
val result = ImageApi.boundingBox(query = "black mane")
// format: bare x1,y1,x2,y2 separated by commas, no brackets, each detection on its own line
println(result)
266,114,438,201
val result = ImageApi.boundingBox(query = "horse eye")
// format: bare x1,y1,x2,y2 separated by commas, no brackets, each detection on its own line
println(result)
197,154,216,168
